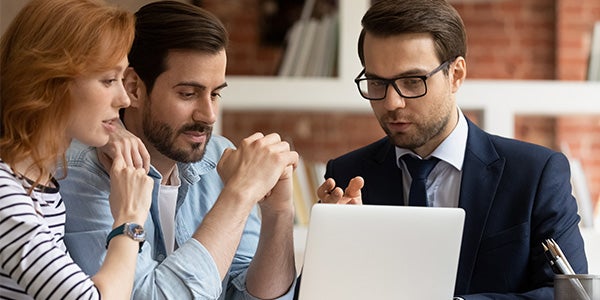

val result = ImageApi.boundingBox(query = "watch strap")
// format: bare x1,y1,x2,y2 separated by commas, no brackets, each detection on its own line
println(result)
106,223,144,253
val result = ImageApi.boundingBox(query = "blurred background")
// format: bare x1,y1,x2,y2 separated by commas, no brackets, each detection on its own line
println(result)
2,0,599,225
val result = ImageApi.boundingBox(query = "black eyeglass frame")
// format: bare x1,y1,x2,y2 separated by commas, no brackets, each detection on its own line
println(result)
354,58,455,101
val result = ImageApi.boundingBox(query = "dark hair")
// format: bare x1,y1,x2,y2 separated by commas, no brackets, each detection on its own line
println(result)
129,1,228,92
358,0,466,68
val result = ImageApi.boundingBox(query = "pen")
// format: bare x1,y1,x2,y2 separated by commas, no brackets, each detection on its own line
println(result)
549,239,575,274
545,239,572,275
542,243,561,274
542,239,590,300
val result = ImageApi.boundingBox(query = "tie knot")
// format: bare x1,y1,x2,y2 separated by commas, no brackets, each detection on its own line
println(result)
401,155,440,180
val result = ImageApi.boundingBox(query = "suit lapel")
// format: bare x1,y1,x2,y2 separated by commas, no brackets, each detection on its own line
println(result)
362,138,405,206
454,120,505,294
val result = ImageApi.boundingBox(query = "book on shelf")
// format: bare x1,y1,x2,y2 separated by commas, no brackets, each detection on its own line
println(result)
561,142,595,228
588,21,600,81
292,169,311,226
319,13,339,77
570,158,595,228
278,20,305,77
292,158,326,226
303,13,338,77
595,196,600,231
277,0,338,77
291,18,320,77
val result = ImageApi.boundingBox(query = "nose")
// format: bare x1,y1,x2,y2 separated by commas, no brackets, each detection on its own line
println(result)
382,84,406,111
192,94,217,125
115,80,130,109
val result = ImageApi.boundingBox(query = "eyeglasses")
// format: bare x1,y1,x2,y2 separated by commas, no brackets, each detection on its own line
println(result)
354,59,454,101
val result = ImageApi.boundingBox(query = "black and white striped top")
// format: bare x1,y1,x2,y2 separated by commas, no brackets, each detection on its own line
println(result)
0,161,100,299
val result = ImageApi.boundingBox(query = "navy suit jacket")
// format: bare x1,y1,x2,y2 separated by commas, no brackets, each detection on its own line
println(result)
319,119,587,299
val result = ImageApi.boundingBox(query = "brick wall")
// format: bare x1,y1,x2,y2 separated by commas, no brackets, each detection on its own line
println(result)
453,0,556,79
202,0,285,76
554,0,600,210
205,0,600,207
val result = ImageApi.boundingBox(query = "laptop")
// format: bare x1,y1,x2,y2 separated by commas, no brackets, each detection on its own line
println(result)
297,204,465,300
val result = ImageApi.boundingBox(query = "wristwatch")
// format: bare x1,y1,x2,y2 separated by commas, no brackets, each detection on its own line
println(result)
106,222,146,253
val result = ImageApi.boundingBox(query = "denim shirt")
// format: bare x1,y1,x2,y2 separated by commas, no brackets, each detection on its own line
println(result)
59,135,294,300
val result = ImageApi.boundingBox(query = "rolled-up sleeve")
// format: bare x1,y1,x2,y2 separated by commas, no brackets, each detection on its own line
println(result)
133,238,222,299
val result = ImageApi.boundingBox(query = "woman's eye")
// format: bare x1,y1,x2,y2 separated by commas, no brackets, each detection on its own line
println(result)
103,79,118,86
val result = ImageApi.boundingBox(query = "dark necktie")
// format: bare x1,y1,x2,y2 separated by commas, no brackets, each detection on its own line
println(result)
401,155,440,207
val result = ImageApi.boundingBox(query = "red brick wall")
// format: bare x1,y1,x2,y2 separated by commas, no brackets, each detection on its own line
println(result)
556,0,600,80
202,0,283,76
453,0,556,79
554,0,600,210
222,111,385,162
204,0,600,207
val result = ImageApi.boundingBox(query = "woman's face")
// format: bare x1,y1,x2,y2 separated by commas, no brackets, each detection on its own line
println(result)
67,56,130,147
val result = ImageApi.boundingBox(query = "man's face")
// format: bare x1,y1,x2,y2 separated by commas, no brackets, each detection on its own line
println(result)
362,32,459,156
142,49,227,163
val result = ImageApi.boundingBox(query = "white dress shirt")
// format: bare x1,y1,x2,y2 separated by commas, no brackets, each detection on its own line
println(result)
395,108,468,208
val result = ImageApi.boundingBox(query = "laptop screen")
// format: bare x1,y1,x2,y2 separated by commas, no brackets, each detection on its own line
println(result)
297,204,465,300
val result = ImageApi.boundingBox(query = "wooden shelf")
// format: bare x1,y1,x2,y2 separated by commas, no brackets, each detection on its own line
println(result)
222,78,600,139
219,0,600,139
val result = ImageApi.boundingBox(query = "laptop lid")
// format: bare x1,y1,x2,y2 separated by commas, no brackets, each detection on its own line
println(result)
297,204,465,300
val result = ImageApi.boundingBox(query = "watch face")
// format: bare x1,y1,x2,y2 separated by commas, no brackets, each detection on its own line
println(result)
125,223,146,242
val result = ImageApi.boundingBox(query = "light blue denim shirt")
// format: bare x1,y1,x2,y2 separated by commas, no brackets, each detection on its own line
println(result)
59,135,294,300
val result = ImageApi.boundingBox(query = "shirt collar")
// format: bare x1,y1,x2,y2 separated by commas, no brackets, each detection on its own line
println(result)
395,108,468,171
147,144,219,185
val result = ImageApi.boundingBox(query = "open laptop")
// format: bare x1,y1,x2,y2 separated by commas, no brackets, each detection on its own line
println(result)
297,204,465,300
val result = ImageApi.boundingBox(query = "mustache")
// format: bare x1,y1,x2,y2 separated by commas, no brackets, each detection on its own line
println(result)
179,123,212,134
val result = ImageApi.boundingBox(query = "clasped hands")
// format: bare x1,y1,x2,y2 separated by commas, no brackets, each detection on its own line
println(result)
217,132,299,211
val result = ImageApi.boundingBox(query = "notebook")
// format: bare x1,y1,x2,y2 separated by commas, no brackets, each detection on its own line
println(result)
297,204,465,300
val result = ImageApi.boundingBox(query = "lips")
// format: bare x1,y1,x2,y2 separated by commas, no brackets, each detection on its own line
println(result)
387,120,412,132
101,117,120,131
182,131,207,143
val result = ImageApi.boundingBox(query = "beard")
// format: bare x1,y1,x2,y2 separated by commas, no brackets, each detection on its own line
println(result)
142,105,212,163
380,107,451,151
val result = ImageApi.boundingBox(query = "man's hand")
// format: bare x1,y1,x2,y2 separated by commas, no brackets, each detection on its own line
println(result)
217,132,298,204
317,176,364,204
259,165,295,214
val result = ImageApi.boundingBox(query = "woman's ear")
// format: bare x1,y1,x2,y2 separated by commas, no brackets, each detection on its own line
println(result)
123,67,144,108
450,56,467,93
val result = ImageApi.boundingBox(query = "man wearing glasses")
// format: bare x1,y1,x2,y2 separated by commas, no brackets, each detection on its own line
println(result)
314,0,587,299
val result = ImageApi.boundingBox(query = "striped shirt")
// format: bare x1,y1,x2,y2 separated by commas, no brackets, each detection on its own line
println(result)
0,161,99,299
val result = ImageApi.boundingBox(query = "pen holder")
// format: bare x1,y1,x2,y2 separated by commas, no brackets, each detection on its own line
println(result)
554,274,600,300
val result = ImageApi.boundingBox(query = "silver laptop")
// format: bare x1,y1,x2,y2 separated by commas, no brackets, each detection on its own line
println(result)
297,204,465,300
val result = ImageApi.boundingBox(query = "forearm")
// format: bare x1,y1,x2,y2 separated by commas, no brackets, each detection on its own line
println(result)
132,239,224,300
192,187,257,279
92,235,141,300
246,208,296,299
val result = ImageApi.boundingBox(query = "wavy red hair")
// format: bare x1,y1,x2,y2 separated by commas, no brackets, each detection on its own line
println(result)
0,0,134,188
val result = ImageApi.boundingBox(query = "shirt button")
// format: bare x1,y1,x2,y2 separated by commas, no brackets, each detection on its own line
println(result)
157,254,165,261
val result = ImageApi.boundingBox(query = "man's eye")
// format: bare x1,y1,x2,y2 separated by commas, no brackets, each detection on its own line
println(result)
179,92,196,99
399,78,421,86
368,80,386,87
